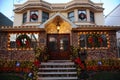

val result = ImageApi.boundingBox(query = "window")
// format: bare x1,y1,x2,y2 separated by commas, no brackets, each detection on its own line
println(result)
68,11,74,22
42,11,49,22
23,12,27,23
8,33,39,49
78,10,87,21
90,11,95,22
30,10,38,22
79,32,109,49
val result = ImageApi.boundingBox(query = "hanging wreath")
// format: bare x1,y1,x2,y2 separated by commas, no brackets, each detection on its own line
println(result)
16,34,31,48
30,13,38,20
79,13,86,20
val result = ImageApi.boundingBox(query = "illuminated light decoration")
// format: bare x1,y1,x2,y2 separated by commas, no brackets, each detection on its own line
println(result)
80,32,82,34
97,32,99,34
79,13,86,20
30,13,38,20
100,32,103,34
83,32,86,34
16,61,20,67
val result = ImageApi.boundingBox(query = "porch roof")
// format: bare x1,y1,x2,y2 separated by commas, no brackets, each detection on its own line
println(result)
0,25,120,32
73,25,120,31
39,12,77,28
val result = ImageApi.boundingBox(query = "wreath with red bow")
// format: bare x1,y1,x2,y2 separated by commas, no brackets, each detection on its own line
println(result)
30,13,38,20
79,13,86,20
16,34,31,48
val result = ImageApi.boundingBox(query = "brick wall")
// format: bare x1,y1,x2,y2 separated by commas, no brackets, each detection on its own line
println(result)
72,30,118,60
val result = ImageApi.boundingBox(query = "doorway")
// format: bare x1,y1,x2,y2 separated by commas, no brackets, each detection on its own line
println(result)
47,34,70,60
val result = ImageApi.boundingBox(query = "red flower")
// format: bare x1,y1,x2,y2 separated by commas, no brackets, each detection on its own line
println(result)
74,58,85,69
34,59,40,68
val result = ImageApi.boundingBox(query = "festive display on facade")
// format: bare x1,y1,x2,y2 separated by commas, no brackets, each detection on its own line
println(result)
79,32,109,49
16,34,31,48
79,13,86,20
30,13,38,20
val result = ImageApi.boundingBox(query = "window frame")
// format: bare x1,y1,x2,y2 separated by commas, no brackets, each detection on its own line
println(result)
78,32,110,49
30,10,39,22
22,12,27,24
8,33,39,50
42,11,49,23
68,11,75,22
78,10,87,21
90,11,95,23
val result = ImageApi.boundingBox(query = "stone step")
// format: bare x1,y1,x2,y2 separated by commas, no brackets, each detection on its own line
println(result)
48,60,72,62
38,72,77,75
41,62,75,66
39,67,76,70
37,60,78,80
38,77,78,80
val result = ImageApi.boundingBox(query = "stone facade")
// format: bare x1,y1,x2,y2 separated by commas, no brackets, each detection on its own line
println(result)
0,0,120,61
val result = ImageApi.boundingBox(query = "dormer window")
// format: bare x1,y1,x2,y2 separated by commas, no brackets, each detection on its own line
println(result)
78,10,87,21
68,11,74,22
42,11,49,23
30,10,38,22
22,12,27,24
90,11,95,23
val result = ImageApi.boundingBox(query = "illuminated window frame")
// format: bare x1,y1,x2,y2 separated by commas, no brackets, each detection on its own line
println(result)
8,32,39,50
78,31,110,50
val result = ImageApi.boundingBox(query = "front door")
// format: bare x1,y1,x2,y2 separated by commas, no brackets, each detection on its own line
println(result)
47,34,70,60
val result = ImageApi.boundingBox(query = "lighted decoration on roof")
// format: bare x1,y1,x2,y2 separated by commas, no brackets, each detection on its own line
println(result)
16,34,31,48
30,13,38,20
79,13,86,20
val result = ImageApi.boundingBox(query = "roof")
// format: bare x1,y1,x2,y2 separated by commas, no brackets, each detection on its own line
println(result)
0,12,13,26
0,25,120,32
39,12,77,28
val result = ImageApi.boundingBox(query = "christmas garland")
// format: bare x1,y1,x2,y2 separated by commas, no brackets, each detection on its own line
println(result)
16,34,31,48
79,13,86,20
30,13,38,20
87,34,104,47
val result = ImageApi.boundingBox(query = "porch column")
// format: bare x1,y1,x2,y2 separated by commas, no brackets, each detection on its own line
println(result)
27,10,30,22
38,10,42,23
86,9,90,22
74,9,78,22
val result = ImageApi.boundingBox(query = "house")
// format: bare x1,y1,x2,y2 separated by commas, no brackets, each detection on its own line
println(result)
105,4,120,58
0,12,13,26
0,0,120,61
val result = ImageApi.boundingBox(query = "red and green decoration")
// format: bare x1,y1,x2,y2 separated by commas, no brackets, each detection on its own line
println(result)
79,13,86,20
30,13,38,20
87,34,107,48
16,34,31,48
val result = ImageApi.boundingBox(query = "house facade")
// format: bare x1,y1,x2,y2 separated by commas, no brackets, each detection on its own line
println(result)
105,4,120,58
0,0,120,61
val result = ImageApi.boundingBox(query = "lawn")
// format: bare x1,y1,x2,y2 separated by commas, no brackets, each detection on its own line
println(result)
0,73,24,80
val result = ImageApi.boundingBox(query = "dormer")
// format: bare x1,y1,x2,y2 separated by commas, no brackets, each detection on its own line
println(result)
13,0,104,26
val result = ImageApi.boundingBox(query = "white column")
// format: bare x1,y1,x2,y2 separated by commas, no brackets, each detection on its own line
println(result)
38,10,42,23
86,9,90,22
74,9,78,22
27,10,30,22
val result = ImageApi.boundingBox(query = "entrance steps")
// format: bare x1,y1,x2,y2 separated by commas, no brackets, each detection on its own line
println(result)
37,60,78,80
